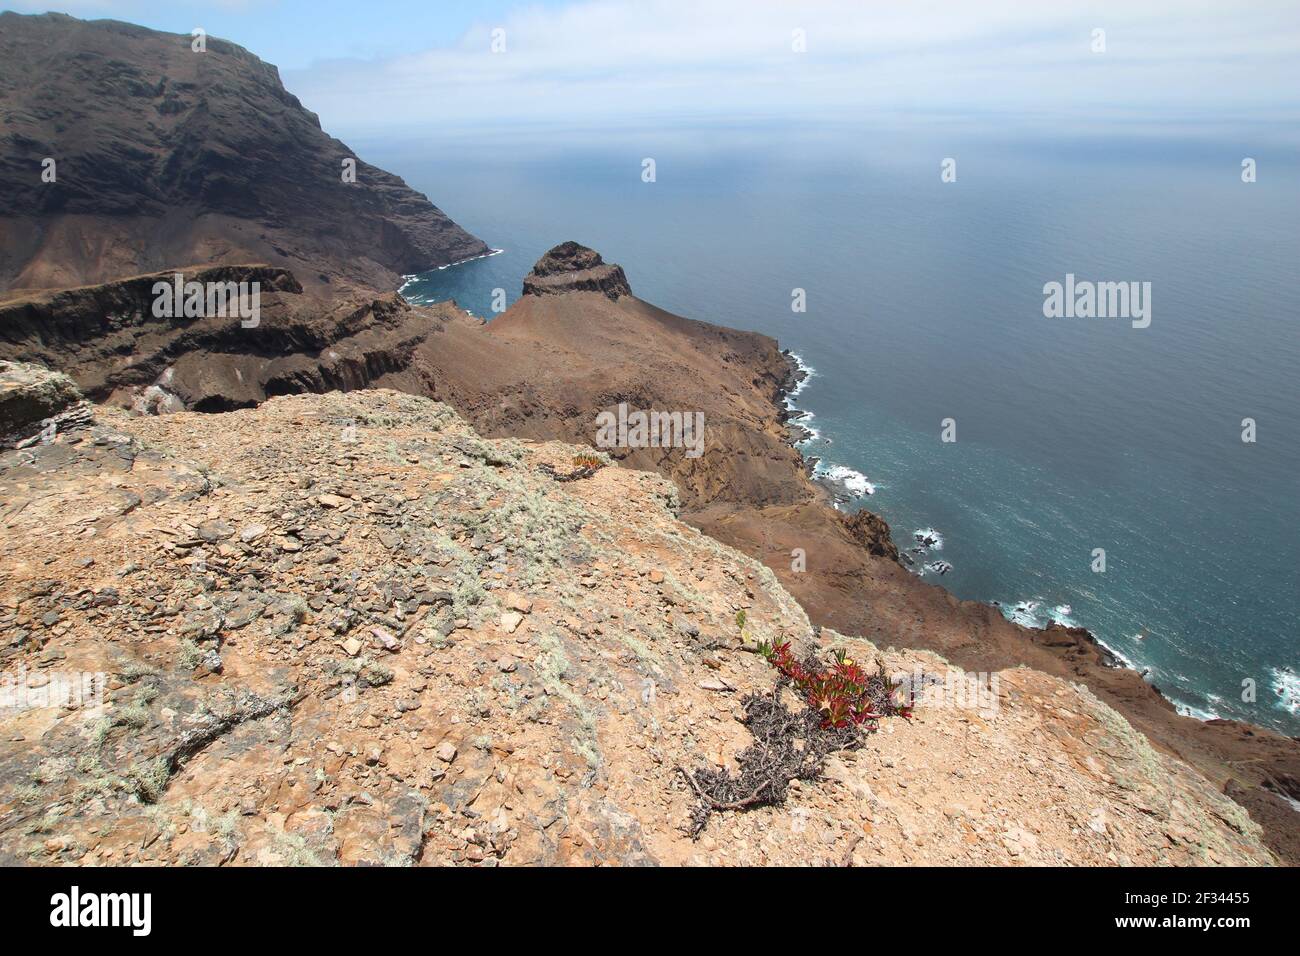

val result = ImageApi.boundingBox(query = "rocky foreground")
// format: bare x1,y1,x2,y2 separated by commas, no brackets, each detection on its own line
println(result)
0,385,1275,865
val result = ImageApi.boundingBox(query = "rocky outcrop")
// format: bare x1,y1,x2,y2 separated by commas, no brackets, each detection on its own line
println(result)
6,232,1295,863
521,242,632,300
0,389,1275,866
842,508,900,562
0,266,440,410
0,360,83,442
0,13,489,294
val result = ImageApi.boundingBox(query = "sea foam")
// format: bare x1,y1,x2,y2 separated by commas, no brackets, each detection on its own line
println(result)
1271,667,1300,716
818,463,875,496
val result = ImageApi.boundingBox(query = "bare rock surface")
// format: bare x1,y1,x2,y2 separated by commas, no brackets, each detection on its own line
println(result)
0,390,1274,865
0,13,488,294
0,359,85,443
522,242,632,301
0,266,441,411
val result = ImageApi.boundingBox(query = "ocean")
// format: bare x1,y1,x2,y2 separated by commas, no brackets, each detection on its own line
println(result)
368,125,1300,735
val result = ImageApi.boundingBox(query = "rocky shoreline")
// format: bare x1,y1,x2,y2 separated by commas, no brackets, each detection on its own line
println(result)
770,347,1196,699
758,343,1300,864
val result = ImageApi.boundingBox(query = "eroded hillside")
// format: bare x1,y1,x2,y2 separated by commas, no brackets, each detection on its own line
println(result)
0,13,488,293
0,388,1272,865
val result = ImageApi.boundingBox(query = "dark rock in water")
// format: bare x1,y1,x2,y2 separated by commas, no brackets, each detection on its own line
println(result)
913,530,942,552
521,242,632,301
925,560,953,576
779,356,808,397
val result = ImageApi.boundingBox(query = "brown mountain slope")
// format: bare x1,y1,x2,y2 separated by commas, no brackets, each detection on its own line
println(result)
2,220,1296,863
0,386,1275,866
0,13,488,295
405,244,1300,865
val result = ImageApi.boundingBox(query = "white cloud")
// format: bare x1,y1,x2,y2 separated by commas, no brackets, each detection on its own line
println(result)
284,0,1300,137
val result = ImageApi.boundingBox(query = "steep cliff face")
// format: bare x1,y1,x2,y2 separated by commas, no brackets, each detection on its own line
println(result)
0,388,1275,866
521,242,632,300
0,13,488,294
0,266,442,410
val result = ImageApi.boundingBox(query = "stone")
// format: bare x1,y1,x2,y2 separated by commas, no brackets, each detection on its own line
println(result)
673,616,700,638
197,519,234,542
499,611,524,634
371,625,400,652
341,637,363,657
0,360,83,439
521,242,631,301
435,742,457,763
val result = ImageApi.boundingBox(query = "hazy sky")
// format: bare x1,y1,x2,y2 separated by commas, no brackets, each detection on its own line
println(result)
7,1,1299,138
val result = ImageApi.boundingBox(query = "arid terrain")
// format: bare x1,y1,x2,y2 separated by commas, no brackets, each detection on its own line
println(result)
0,11,1296,867
0,383,1274,865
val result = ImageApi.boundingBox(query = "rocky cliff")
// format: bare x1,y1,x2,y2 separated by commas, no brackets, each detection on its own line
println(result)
521,242,632,300
0,386,1274,865
0,11,1293,867
4,238,1297,864
0,265,440,411
0,13,489,294
408,244,1300,865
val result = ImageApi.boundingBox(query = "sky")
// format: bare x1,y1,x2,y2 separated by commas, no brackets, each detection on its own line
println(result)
5,1,1299,140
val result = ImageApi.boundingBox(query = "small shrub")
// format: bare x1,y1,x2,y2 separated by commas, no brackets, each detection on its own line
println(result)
680,643,912,835
120,662,159,682
113,701,150,730
179,638,205,670
126,757,171,803
757,641,912,729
